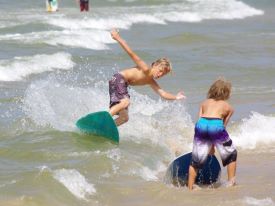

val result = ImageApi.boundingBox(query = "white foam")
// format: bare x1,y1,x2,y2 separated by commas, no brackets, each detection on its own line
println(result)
22,77,109,131
37,165,51,174
135,166,158,181
0,12,31,29
244,196,275,206
108,0,264,25
130,162,166,181
121,89,193,150
231,112,275,150
68,150,101,157
0,52,75,81
46,29,112,50
53,169,96,200
0,30,111,50
22,74,192,156
0,22,19,29
106,148,121,162
0,0,263,50
47,16,132,30
182,0,264,20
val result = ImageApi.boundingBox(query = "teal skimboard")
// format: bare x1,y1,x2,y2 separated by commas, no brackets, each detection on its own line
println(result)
76,111,119,143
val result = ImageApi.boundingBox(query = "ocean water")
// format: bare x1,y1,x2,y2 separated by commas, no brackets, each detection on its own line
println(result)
0,0,275,205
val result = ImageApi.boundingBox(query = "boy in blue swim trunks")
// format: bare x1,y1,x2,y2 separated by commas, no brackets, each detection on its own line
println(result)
188,78,237,190
109,29,185,126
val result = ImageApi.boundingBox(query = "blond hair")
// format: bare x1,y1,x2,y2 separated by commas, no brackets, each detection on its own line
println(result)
151,57,172,73
207,78,232,100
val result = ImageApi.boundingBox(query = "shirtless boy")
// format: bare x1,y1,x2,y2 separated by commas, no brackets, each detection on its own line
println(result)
188,78,237,190
109,29,185,126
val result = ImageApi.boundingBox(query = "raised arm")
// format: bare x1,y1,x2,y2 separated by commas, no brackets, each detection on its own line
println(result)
149,79,185,100
110,29,150,73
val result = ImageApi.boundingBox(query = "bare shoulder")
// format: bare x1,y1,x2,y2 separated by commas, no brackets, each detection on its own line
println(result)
121,67,139,75
201,99,212,106
223,101,234,112
224,100,232,107
201,99,209,105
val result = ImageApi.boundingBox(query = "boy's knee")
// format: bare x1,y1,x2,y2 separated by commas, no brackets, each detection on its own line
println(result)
120,98,130,108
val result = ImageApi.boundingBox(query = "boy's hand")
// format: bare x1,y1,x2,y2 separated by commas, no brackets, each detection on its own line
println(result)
176,91,186,100
111,29,120,41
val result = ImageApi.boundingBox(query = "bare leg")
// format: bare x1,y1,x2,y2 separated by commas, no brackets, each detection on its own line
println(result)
209,145,215,155
114,109,129,126
109,98,130,126
188,165,197,190
109,98,130,116
227,161,237,186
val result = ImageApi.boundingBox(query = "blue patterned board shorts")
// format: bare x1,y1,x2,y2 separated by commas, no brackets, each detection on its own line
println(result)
191,117,237,169
109,73,130,108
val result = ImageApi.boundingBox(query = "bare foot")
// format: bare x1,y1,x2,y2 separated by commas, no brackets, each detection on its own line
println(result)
224,177,236,187
192,184,202,191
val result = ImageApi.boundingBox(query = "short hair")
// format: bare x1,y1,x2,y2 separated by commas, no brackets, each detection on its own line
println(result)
207,78,232,100
151,57,172,73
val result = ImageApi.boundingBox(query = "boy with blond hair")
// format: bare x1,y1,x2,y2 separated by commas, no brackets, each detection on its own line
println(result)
188,78,237,190
109,29,185,126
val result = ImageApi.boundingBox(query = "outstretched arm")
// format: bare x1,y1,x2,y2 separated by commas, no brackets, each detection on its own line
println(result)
150,80,185,100
110,29,150,73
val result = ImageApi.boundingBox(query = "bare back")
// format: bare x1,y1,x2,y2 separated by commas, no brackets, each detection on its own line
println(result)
200,99,234,126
